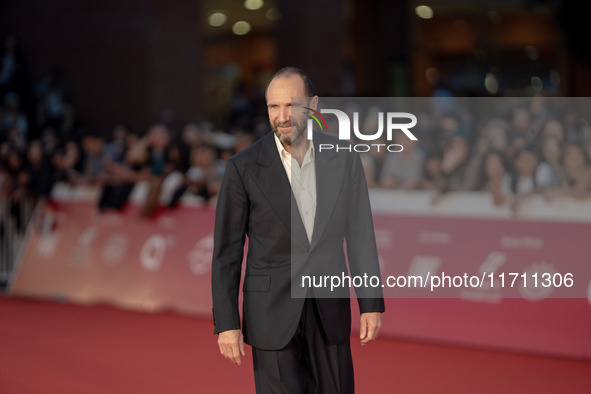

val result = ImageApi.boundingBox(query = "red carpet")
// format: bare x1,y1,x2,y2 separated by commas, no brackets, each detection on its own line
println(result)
1,296,589,393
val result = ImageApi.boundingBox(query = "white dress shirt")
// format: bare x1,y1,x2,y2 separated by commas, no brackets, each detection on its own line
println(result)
274,133,317,243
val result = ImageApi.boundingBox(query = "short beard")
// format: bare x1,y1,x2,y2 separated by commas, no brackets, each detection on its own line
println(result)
272,119,306,145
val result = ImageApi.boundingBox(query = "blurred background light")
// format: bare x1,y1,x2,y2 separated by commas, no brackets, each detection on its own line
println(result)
244,0,264,11
415,5,434,19
484,73,499,94
232,21,251,35
208,12,227,27
530,75,543,92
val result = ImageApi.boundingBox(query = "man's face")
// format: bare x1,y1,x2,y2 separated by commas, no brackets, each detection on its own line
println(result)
266,74,316,144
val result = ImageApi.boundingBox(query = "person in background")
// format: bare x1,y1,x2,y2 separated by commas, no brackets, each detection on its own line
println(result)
2,149,29,232
438,113,463,141
3,149,27,199
508,106,533,143
52,141,83,185
504,146,553,211
562,108,581,142
481,118,509,152
359,135,388,188
1,92,28,141
562,144,591,199
538,119,565,145
439,135,471,193
103,124,130,164
166,143,226,208
479,151,509,206
141,124,172,218
79,132,105,186
380,132,425,189
539,136,568,190
2,125,27,153
56,103,82,144
187,144,225,201
36,67,67,123
98,125,138,212
23,140,55,200
40,127,60,159
420,149,446,191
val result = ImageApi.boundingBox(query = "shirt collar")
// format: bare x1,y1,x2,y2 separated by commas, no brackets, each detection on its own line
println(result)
273,132,314,161
274,132,289,159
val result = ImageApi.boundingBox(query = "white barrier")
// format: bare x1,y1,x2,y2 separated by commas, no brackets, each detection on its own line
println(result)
369,189,591,222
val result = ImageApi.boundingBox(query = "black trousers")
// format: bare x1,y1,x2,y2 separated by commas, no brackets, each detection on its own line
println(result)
252,298,354,394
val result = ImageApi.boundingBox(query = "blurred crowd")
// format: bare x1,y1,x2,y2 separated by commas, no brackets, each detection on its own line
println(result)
358,97,591,209
1,110,257,214
0,35,259,217
1,34,591,218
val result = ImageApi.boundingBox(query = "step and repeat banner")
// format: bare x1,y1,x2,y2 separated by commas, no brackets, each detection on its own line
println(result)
9,190,591,359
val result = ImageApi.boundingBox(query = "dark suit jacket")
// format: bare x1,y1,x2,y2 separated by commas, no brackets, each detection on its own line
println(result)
212,131,385,351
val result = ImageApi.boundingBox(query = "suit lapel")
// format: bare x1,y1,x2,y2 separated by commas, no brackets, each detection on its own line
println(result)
311,134,343,248
253,133,309,248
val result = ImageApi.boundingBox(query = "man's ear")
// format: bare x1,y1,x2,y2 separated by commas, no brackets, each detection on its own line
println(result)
309,95,319,111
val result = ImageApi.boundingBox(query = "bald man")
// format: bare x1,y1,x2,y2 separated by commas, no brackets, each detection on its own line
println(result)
212,67,384,393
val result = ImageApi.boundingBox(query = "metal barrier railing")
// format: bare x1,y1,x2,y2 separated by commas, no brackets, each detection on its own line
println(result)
0,197,35,283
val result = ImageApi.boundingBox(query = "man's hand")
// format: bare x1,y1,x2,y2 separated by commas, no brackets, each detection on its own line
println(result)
360,312,382,346
218,329,245,365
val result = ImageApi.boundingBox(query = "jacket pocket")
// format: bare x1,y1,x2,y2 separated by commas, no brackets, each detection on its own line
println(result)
243,275,271,292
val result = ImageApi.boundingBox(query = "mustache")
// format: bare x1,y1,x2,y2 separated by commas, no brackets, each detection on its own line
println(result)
274,121,292,128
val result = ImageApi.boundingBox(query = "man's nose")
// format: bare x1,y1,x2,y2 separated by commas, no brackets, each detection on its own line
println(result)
277,107,290,123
